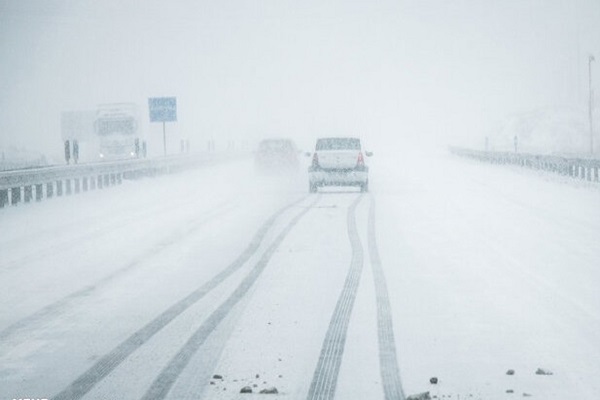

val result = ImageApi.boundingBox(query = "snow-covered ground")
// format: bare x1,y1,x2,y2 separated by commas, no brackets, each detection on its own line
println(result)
0,150,598,400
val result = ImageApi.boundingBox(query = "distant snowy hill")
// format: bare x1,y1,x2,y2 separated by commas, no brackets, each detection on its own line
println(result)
489,106,599,156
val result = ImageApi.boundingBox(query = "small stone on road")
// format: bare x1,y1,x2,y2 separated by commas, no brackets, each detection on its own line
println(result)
240,386,252,394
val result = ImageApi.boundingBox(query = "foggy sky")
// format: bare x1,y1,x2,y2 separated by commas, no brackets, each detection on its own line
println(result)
1,0,599,156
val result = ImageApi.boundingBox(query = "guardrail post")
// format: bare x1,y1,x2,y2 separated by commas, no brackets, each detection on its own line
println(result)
97,175,103,189
586,167,591,181
24,185,33,203
11,187,21,205
74,178,80,193
110,174,116,185
35,184,43,201
65,179,72,195
46,182,54,198
0,189,8,208
56,180,63,196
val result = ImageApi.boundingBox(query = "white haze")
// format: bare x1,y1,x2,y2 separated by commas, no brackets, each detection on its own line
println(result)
1,0,599,157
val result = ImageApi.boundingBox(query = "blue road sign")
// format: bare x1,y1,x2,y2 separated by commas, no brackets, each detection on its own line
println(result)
148,97,177,122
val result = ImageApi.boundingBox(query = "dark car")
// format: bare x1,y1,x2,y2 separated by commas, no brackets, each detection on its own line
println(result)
254,138,300,173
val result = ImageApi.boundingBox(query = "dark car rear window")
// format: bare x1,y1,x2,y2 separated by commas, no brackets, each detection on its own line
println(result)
316,138,361,151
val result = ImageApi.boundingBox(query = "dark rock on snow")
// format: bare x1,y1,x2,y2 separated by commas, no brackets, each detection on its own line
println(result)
430,377,438,384
213,374,223,380
259,387,279,394
240,386,253,394
535,368,553,375
506,369,515,375
407,392,432,400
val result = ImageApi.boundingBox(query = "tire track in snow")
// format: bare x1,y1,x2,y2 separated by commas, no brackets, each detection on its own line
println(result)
141,195,322,400
0,201,236,343
51,194,310,400
306,194,364,400
368,196,405,400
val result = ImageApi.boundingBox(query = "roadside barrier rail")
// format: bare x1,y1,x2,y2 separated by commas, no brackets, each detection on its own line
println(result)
0,153,235,208
449,147,600,183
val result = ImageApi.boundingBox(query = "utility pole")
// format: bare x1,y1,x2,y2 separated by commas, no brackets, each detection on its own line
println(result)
589,54,595,155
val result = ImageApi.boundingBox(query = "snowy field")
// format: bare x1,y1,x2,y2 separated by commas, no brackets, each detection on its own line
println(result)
0,150,599,400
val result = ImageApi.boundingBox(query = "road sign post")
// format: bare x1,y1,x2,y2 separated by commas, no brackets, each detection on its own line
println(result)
148,97,177,156
64,140,71,164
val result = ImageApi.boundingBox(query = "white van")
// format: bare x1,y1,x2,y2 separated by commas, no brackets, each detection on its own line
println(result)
307,137,371,193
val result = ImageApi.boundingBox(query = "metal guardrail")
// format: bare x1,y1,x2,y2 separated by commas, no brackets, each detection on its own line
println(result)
449,147,600,182
0,153,238,208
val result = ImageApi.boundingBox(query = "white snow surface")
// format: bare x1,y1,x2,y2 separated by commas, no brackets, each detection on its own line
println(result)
0,151,599,400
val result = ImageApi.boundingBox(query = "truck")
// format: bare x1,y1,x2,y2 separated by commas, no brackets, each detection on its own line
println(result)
94,103,145,160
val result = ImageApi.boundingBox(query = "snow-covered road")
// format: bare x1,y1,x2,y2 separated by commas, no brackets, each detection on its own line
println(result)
1,151,599,400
